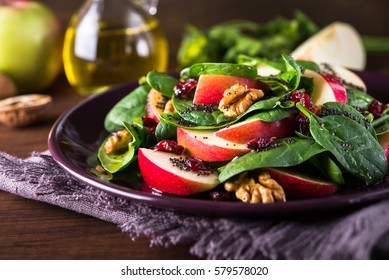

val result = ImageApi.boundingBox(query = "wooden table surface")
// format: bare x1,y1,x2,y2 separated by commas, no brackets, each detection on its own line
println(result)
1,0,389,260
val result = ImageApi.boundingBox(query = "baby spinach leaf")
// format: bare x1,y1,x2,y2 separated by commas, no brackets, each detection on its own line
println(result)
257,53,301,95
218,138,326,182
308,153,345,185
372,114,389,135
238,54,320,74
321,102,376,137
244,96,283,114
298,103,387,185
155,121,177,142
146,71,178,98
97,122,141,174
296,60,321,72
104,84,150,132
246,108,296,123
180,62,258,80
171,95,231,127
346,88,374,110
159,112,197,128
237,54,285,71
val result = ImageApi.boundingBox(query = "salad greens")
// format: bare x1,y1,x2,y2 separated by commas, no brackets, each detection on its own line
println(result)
177,10,389,69
97,54,389,199
177,11,318,68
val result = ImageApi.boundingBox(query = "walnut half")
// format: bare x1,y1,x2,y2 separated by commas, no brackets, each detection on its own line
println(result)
224,172,286,204
104,129,132,154
218,83,264,118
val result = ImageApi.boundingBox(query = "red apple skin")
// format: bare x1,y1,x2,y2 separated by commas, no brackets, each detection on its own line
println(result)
215,115,297,144
177,128,250,162
260,167,338,198
146,88,165,123
303,69,347,106
138,148,219,196
193,74,263,104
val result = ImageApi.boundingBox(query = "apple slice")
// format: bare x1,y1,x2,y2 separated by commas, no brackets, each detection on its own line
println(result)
292,22,366,70
321,64,366,91
260,167,338,198
138,148,219,196
303,69,347,107
214,116,296,144
146,88,167,122
193,74,262,104
177,128,250,162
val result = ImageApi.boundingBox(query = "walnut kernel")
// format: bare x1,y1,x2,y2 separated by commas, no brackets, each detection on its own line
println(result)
224,171,286,204
218,83,264,118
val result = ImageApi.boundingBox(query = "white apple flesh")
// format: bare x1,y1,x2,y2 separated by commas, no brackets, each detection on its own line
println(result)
260,167,338,198
0,1,62,92
177,128,250,162
303,69,347,107
138,148,219,195
292,22,366,70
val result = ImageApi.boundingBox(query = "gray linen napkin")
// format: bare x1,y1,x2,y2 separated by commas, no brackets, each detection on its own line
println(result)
1,151,389,260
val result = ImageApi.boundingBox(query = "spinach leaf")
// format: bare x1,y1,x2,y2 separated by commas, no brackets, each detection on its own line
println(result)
346,88,374,110
155,121,178,142
177,11,318,67
321,102,376,137
180,62,258,80
309,153,345,185
237,54,285,71
146,71,178,98
238,54,320,73
372,114,389,135
97,122,141,174
298,103,387,185
104,84,150,132
171,95,231,127
257,53,301,95
218,138,326,182
246,108,296,123
296,60,321,72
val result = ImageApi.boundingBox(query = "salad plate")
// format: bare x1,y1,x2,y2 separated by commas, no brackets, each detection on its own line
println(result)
48,70,389,217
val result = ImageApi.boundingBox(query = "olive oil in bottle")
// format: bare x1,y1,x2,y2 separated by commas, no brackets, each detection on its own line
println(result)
63,0,168,96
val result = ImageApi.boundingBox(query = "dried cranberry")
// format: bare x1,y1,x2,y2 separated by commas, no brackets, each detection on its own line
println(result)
142,115,158,127
186,157,211,172
246,136,277,151
368,99,388,119
154,140,184,155
291,90,316,113
174,78,198,98
142,115,158,133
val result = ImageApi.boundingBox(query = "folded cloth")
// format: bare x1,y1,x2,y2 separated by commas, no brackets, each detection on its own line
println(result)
1,151,389,260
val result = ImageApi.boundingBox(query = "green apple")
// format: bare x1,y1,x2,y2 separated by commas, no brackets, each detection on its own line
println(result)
0,0,62,93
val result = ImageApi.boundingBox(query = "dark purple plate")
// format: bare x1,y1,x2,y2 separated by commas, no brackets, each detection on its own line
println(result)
48,71,389,218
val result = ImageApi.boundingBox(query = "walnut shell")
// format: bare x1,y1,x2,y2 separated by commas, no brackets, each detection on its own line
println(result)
0,94,53,127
